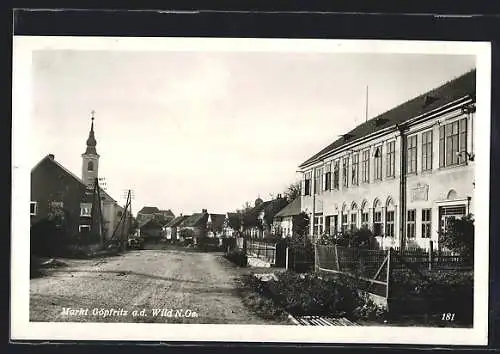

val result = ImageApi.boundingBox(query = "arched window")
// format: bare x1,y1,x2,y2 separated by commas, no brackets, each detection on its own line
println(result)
360,199,369,229
88,161,94,171
446,189,457,200
385,197,395,237
350,202,358,231
373,198,383,236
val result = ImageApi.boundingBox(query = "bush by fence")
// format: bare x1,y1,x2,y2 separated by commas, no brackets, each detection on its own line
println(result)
224,249,248,267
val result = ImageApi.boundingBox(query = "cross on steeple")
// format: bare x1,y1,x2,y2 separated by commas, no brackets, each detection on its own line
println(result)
91,110,95,121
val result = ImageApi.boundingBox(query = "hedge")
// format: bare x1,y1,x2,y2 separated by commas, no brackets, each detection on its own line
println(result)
225,250,248,267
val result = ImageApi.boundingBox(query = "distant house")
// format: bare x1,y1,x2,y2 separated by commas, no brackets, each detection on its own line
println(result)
206,213,226,238
163,214,189,241
138,218,163,241
243,195,289,239
179,210,210,242
136,206,175,225
273,198,302,238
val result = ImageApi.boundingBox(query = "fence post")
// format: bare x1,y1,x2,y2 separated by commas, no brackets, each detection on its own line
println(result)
386,247,393,314
285,247,289,271
428,240,434,271
334,244,340,271
314,244,319,273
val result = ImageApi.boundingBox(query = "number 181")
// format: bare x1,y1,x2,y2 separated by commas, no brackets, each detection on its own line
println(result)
441,313,455,321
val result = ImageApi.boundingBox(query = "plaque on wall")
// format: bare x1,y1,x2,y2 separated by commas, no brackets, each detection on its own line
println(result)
411,183,429,202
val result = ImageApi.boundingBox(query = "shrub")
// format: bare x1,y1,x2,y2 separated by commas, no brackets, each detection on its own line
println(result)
439,214,474,263
284,233,315,272
391,269,473,324
266,272,362,317
225,250,248,267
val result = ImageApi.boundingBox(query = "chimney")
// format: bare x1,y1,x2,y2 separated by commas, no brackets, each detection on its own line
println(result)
202,209,207,213
48,154,55,160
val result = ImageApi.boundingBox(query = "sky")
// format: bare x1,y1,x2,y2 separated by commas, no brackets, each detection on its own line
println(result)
29,50,476,216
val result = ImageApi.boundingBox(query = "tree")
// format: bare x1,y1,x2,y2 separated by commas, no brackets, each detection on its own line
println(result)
284,181,301,202
292,211,310,237
439,214,474,262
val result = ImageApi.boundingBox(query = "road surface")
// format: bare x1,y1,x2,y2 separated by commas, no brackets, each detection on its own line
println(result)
30,249,276,324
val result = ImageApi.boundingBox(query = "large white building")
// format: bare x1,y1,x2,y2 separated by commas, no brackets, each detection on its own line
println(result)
298,70,476,250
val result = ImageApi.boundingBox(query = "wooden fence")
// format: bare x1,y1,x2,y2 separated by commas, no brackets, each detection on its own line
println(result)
314,243,472,310
246,240,278,265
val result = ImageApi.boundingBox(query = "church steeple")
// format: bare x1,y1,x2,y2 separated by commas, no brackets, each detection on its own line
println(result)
84,110,98,155
82,111,100,188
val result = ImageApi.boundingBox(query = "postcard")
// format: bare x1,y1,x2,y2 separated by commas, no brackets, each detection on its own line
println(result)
11,36,491,345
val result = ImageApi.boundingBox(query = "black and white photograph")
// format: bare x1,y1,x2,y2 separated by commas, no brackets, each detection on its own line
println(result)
11,36,491,345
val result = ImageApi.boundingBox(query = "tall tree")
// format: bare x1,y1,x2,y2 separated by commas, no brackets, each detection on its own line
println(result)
284,181,301,202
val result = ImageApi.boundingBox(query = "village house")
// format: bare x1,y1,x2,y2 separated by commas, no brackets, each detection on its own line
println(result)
272,197,302,238
138,218,164,241
163,214,189,241
178,210,210,242
136,206,175,225
30,116,129,242
243,196,289,239
298,69,476,251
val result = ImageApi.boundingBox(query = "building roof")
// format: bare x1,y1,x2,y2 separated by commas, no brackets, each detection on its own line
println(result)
299,69,476,168
139,218,162,229
31,154,117,203
160,209,175,217
180,213,209,228
138,206,161,215
165,215,189,228
244,197,289,226
274,198,302,218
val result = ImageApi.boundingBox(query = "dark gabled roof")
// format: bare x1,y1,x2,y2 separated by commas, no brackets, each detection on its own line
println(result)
244,198,289,226
160,209,175,217
139,218,162,229
180,213,209,228
208,214,226,230
31,154,117,203
274,198,302,218
138,206,161,215
165,215,190,228
299,69,476,168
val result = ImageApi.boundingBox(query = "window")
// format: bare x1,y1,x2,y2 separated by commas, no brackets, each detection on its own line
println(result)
333,160,340,189
324,163,332,191
350,213,357,231
342,157,349,187
407,209,416,238
341,214,348,233
439,118,467,167
30,201,38,216
374,146,383,180
314,214,324,235
351,153,359,186
79,225,91,233
421,209,432,238
87,161,94,171
304,171,312,196
314,167,323,194
325,216,332,235
422,130,433,171
361,149,370,183
386,141,395,177
373,211,382,236
361,212,369,229
80,203,92,217
386,211,395,237
407,135,417,174
50,201,64,209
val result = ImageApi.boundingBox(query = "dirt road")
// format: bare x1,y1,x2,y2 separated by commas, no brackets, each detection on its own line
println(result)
30,249,276,324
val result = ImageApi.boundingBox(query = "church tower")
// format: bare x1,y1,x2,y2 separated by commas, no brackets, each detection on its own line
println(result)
81,111,100,189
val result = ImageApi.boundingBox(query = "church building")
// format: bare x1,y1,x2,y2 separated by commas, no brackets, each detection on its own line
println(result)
30,113,128,241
